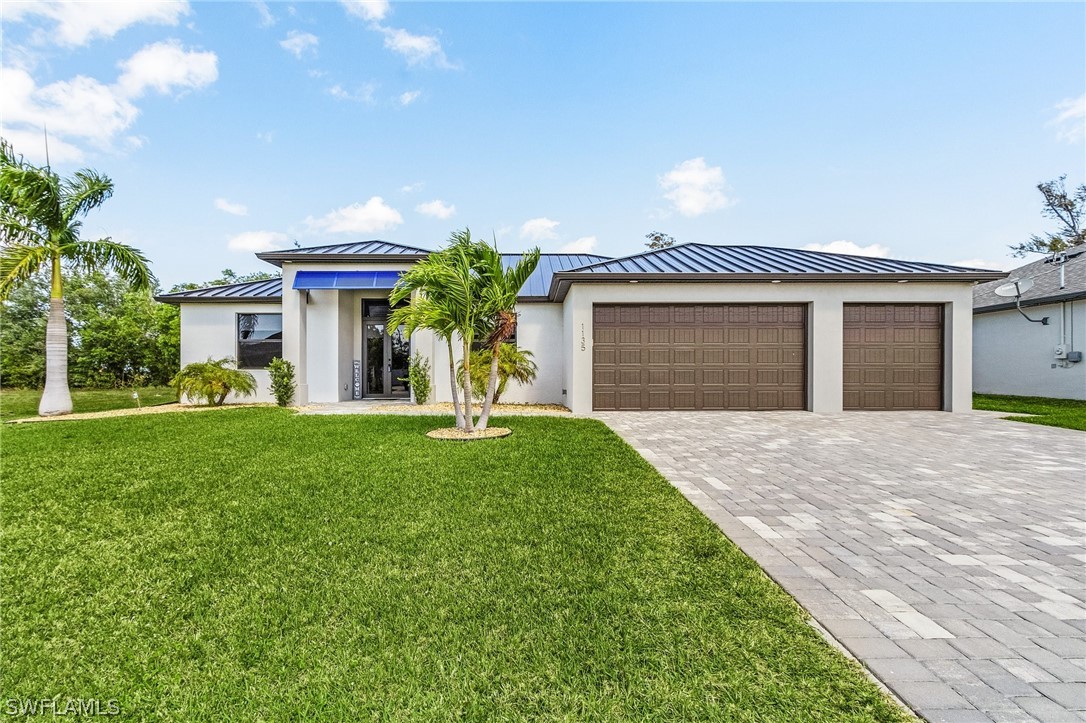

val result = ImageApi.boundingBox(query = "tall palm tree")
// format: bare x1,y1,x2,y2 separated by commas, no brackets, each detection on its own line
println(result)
388,282,465,429
473,242,539,431
0,139,154,416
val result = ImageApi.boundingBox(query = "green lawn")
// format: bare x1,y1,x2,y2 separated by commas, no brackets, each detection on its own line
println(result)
974,393,1086,431
0,386,177,422
2,410,909,722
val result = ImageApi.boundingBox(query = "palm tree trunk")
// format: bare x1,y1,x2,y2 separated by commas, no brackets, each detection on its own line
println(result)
446,337,464,429
460,337,475,433
476,347,501,432
39,256,72,417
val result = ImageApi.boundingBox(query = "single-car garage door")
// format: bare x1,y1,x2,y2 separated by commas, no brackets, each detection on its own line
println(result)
843,304,943,410
593,304,806,411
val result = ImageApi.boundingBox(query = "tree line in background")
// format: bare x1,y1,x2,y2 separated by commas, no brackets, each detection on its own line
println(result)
0,268,277,390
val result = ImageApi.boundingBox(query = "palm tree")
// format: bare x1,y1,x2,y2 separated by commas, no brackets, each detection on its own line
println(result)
0,139,154,416
388,284,465,429
473,242,539,431
459,344,537,404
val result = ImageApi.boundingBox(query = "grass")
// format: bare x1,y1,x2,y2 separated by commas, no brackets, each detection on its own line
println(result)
974,393,1086,431
0,386,177,422
1,410,909,722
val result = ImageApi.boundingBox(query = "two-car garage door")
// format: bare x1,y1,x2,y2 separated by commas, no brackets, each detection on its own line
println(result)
592,303,943,411
592,304,806,411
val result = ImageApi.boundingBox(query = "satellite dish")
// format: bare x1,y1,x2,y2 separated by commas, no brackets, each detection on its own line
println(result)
994,277,1034,298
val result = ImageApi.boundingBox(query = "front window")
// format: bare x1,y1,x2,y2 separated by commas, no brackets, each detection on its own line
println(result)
237,313,282,369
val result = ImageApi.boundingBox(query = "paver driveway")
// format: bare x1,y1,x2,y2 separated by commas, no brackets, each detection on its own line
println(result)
597,411,1086,723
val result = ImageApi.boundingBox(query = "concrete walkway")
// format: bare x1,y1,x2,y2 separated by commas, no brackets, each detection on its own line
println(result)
597,411,1086,723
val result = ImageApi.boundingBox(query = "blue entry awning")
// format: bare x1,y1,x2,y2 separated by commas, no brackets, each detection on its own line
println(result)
292,270,402,290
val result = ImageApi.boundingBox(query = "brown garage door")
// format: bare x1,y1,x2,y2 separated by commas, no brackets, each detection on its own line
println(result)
592,304,806,411
843,304,943,410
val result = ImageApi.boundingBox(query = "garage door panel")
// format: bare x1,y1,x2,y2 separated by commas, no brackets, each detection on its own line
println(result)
844,303,943,411
593,303,806,411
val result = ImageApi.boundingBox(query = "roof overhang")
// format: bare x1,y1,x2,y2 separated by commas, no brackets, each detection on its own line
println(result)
155,294,281,305
548,270,1007,302
255,252,428,267
974,290,1086,315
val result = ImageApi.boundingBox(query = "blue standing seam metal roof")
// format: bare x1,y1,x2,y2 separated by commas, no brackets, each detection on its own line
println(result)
568,243,997,275
257,240,432,258
292,270,402,289
154,278,283,302
506,253,612,297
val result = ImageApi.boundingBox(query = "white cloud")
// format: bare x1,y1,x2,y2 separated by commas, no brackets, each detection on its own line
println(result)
214,198,248,216
415,199,455,219
802,240,890,258
951,258,1006,271
659,157,733,217
399,90,422,106
520,217,560,242
1,40,217,163
307,197,404,234
379,26,453,68
228,231,289,252
279,30,319,59
327,83,376,103
252,0,275,27
340,0,390,22
116,40,218,97
400,181,424,193
256,131,274,143
559,236,598,254
3,1,189,47
1048,95,1085,144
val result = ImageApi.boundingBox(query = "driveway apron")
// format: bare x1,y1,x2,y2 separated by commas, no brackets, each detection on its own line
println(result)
596,411,1086,723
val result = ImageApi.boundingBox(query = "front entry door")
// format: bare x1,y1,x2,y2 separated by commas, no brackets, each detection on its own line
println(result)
363,303,410,398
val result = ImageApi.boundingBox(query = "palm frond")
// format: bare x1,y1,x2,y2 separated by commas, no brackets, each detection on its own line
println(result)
0,243,51,300
0,161,63,234
63,238,156,291
62,169,114,222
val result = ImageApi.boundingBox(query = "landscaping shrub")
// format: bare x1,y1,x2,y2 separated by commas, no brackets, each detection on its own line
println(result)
401,352,431,405
171,357,256,406
267,357,296,407
459,344,537,403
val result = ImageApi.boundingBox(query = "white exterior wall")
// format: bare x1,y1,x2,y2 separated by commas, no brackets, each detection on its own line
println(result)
428,303,566,405
561,281,977,415
973,300,1086,400
179,302,278,403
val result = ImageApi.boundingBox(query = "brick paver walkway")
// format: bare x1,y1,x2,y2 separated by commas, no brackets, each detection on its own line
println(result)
597,411,1086,723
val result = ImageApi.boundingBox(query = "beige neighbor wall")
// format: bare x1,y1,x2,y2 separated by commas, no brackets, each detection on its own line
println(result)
562,281,977,415
428,303,566,406
179,302,278,404
973,300,1086,400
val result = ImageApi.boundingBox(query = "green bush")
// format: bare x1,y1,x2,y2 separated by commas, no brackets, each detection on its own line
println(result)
401,352,431,405
267,357,296,407
170,358,256,407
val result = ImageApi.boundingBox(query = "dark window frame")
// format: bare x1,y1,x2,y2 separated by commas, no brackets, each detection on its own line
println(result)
236,312,283,369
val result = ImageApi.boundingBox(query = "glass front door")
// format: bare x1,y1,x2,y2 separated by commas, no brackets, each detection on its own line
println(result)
363,302,410,398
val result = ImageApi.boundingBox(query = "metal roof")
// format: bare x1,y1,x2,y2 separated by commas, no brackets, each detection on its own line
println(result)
156,278,283,304
569,243,998,275
973,249,1086,313
256,240,432,266
507,253,611,299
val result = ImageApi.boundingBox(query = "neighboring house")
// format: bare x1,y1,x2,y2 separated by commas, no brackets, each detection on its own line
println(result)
156,241,1002,413
973,250,1086,400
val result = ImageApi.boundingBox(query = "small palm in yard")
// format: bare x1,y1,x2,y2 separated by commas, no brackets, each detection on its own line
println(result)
461,344,537,404
171,358,256,406
0,139,154,416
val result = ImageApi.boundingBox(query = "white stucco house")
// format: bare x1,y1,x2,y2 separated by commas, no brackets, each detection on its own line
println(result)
157,240,1003,414
972,250,1086,400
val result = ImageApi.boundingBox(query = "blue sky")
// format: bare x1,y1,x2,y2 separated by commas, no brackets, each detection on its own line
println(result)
2,1,1084,289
